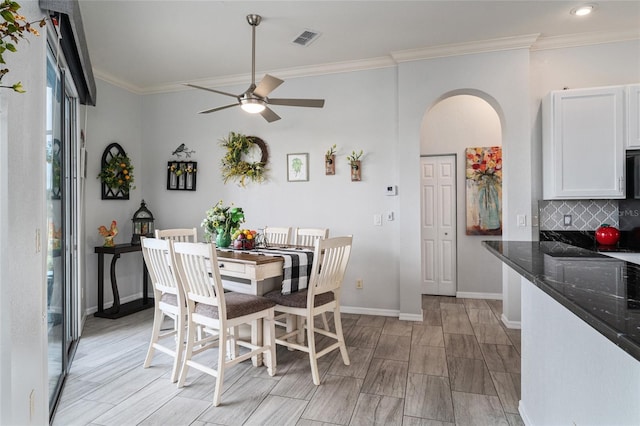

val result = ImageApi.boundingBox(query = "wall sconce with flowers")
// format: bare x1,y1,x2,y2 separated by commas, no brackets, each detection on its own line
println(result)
167,161,197,191
347,149,363,181
325,144,337,175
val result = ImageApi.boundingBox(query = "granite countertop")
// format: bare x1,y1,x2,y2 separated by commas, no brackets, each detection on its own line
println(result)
483,241,640,361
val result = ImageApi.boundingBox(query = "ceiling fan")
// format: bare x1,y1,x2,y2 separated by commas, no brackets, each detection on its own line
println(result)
186,14,325,123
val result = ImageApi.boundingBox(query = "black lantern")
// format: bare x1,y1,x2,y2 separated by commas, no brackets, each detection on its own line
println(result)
131,200,155,244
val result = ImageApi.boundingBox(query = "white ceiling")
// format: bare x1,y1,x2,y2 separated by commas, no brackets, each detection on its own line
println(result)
78,1,640,94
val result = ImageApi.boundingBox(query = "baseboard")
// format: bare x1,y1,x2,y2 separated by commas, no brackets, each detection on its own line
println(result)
501,313,522,329
519,400,532,425
398,312,423,322
456,291,503,300
341,305,399,318
85,292,149,316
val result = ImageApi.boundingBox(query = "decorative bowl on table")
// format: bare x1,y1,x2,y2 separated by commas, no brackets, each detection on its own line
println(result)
232,229,257,250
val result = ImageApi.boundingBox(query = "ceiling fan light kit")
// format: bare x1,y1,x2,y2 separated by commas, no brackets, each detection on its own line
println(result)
187,14,325,122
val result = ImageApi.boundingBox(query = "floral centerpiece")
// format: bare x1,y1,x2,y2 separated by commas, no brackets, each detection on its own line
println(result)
232,229,257,250
201,200,245,247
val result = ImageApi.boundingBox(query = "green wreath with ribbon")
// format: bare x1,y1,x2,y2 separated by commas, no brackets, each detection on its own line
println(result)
220,132,268,187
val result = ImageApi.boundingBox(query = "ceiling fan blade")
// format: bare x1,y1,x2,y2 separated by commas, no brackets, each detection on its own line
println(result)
267,98,325,108
185,83,239,99
254,74,284,98
199,103,239,114
260,106,281,122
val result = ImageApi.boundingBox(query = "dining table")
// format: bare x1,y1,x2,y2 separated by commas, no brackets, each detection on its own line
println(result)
214,244,315,366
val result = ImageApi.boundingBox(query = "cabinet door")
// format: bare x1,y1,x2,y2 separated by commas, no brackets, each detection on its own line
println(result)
627,84,640,149
543,87,625,199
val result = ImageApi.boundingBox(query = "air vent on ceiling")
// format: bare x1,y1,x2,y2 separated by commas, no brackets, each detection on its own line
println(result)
292,30,320,47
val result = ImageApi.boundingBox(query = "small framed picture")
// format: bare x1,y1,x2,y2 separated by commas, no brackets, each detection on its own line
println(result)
287,153,309,182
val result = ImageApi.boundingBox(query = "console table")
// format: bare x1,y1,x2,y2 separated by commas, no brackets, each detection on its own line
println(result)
94,243,153,319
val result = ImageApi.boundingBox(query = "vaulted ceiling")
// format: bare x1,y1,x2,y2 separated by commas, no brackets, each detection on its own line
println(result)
78,1,640,94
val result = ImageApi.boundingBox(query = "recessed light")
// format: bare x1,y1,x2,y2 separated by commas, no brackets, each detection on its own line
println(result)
570,4,597,16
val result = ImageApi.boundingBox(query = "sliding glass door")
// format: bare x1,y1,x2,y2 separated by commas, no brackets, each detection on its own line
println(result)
46,42,80,417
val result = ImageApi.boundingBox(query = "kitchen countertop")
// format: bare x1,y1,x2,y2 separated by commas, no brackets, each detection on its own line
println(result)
483,240,640,361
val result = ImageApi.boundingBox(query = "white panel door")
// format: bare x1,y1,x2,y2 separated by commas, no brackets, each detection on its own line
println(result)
421,155,457,296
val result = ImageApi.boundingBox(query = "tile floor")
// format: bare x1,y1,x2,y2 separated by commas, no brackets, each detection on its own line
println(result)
52,295,523,425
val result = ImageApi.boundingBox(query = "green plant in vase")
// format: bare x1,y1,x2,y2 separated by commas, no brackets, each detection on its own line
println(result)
201,200,245,247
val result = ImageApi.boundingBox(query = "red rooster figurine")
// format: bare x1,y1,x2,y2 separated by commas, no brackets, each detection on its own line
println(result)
98,220,118,247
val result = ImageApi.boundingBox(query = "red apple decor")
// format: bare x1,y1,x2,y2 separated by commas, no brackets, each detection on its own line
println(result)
595,224,620,246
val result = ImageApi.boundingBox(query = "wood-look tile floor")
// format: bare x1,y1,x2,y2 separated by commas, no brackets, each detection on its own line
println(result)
52,296,524,426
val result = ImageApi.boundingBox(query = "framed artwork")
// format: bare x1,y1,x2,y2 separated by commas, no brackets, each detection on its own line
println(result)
465,146,502,235
287,153,309,182
167,161,197,191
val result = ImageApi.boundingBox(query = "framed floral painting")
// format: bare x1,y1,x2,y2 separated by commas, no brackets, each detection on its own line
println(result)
465,146,502,235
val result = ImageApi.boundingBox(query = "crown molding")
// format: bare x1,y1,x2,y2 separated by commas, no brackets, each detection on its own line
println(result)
92,68,146,95
94,30,639,96
390,34,541,62
531,29,640,51
140,56,396,95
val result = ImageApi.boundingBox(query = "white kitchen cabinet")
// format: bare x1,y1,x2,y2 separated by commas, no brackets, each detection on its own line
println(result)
627,84,640,149
543,86,625,199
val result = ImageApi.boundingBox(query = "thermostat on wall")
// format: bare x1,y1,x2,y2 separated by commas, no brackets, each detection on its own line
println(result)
385,185,397,196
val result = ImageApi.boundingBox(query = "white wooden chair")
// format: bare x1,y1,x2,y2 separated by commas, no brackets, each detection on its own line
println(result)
172,241,277,406
155,227,198,242
293,227,329,247
264,236,352,385
263,226,292,246
140,237,186,383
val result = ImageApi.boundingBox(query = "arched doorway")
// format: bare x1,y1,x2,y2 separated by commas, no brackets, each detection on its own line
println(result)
420,94,503,297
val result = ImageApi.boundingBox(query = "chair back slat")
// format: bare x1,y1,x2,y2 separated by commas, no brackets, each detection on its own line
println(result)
294,227,329,247
308,236,352,299
172,242,224,314
141,237,183,300
264,226,292,246
155,228,198,242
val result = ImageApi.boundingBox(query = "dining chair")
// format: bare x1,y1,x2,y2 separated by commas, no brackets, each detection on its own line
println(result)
264,236,352,385
293,227,329,247
263,226,292,246
172,241,277,406
155,227,198,242
140,237,186,383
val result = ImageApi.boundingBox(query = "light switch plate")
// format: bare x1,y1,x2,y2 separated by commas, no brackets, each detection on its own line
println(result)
374,214,382,226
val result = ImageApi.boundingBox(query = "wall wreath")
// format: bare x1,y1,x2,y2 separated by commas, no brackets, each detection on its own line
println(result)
98,142,135,200
220,131,268,187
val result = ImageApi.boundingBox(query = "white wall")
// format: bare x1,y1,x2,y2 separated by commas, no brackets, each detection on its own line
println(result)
0,2,48,424
421,95,503,297
83,79,144,312
87,68,402,315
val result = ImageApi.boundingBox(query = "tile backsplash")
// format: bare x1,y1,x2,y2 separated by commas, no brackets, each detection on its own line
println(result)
539,200,619,231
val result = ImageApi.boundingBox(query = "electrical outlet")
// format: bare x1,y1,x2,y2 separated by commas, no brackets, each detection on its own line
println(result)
356,279,363,289
387,211,394,221
564,214,572,226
